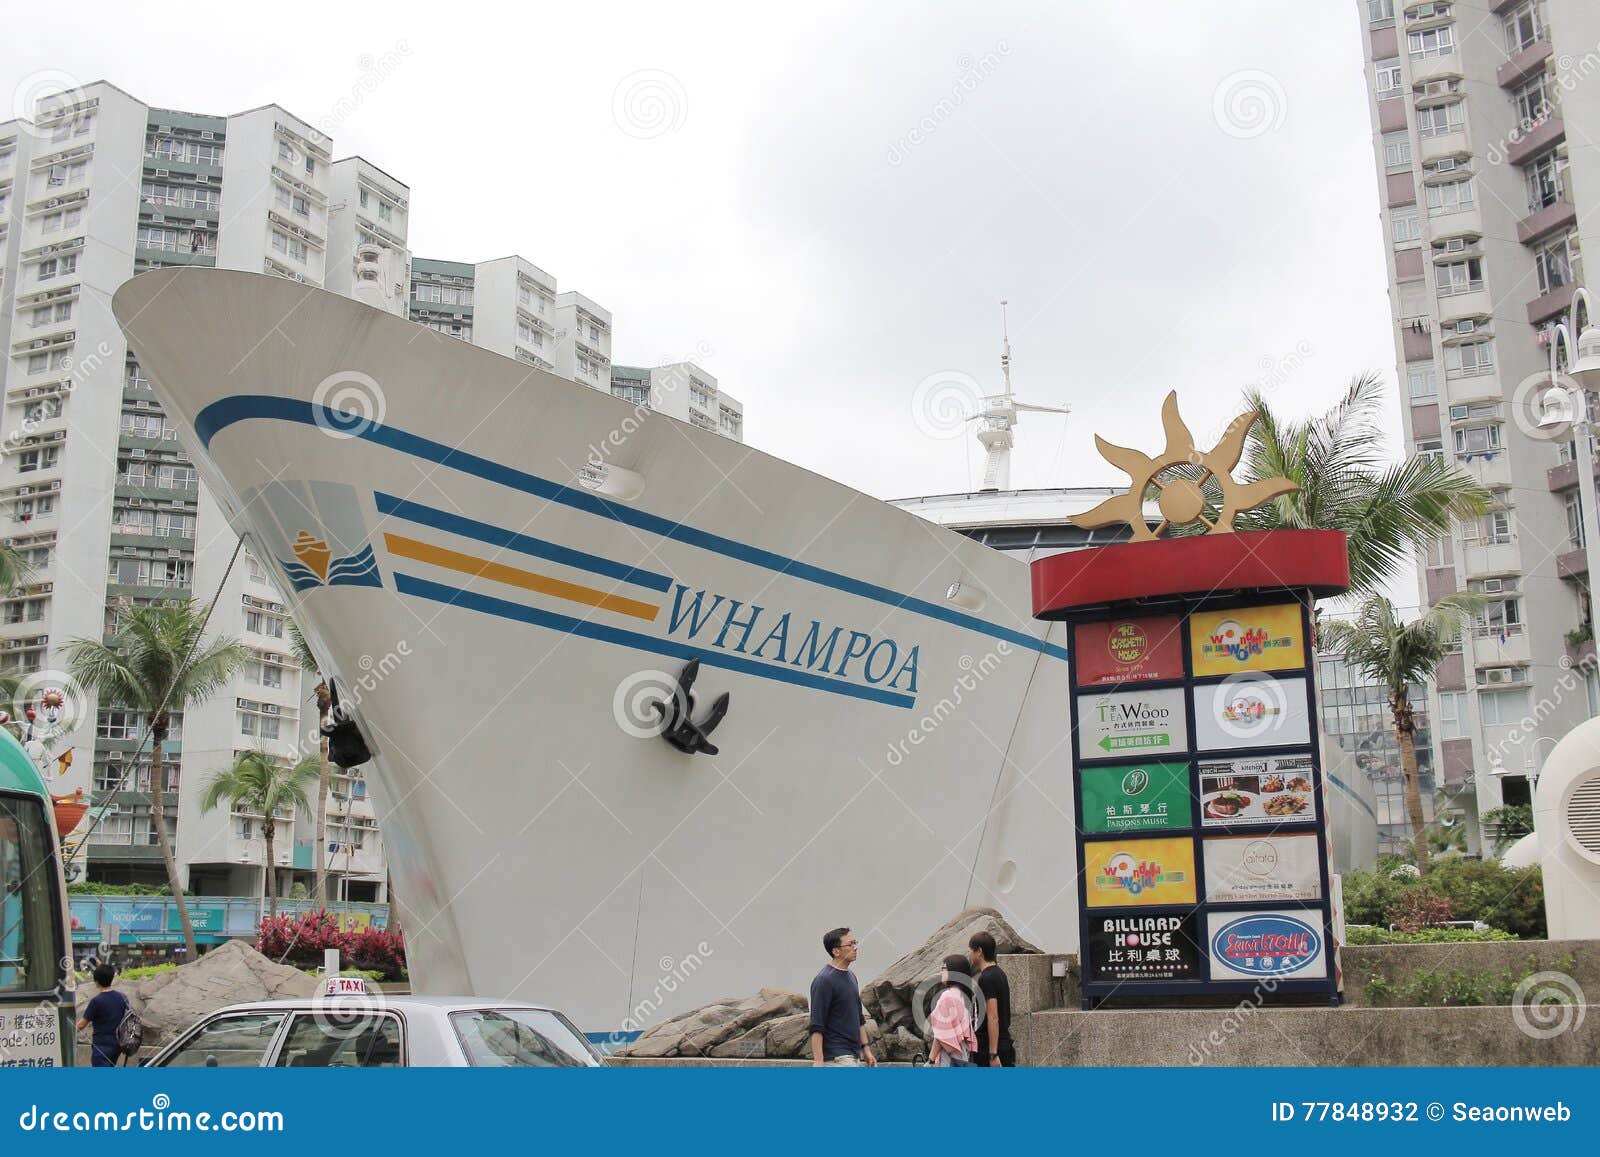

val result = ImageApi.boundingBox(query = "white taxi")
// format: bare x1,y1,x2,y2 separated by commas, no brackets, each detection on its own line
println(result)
142,979,604,1068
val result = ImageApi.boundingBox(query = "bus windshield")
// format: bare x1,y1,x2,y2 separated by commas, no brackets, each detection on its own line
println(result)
0,793,58,994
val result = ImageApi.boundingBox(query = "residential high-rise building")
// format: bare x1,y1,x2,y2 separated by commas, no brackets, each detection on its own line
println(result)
1358,0,1600,850
0,81,398,902
612,361,744,441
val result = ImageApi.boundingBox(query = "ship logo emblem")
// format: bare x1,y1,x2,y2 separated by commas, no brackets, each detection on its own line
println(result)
281,530,382,591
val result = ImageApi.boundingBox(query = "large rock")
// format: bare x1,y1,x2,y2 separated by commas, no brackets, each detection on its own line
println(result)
621,908,1039,1060
861,907,1038,1037
130,940,317,1040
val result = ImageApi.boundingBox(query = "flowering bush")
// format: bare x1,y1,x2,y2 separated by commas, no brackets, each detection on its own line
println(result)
1388,888,1454,934
257,910,406,980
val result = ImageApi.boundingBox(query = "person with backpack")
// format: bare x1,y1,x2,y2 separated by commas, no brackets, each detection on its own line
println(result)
926,954,977,1068
77,964,139,1067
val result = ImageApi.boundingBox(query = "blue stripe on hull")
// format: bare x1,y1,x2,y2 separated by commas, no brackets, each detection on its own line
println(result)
392,572,919,709
374,492,672,593
196,396,1070,663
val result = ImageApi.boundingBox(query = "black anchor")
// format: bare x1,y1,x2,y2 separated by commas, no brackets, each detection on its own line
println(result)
650,660,731,756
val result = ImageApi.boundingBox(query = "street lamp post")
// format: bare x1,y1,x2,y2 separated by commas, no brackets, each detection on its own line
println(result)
1542,285,1600,612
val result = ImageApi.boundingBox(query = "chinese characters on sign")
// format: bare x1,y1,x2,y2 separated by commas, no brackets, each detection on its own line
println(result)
1073,615,1185,686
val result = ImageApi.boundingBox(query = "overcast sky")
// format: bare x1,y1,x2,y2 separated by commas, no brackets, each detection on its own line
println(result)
6,0,1398,504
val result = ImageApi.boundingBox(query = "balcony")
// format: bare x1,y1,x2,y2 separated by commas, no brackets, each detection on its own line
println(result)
1505,116,1564,167
1557,547,1588,580
1518,197,1576,246
1497,38,1552,89
1546,457,1599,492
1527,283,1576,326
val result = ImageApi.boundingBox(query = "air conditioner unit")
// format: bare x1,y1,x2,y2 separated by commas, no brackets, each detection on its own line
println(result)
166,549,181,558
1444,238,1466,253
121,546,138,556
1482,578,1504,593
1434,158,1457,173
16,487,31,497
1457,319,1476,334
154,168,168,177
151,214,164,224
127,497,142,507
1485,667,1513,684
129,449,145,458
1450,404,1470,420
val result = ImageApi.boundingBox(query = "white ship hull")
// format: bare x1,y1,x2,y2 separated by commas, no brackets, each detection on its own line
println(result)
113,270,1077,1028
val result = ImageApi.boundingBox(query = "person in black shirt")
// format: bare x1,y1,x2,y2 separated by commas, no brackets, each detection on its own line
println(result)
77,964,130,1067
808,927,877,1066
967,931,1014,1067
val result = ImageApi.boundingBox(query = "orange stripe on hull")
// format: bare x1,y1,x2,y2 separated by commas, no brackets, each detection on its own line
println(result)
382,534,661,621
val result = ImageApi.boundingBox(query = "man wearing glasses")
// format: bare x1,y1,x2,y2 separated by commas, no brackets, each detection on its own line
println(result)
809,927,877,1067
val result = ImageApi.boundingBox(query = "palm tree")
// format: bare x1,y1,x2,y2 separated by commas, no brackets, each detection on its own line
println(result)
1322,593,1481,877
1239,374,1490,601
64,601,249,956
200,749,320,916
288,621,333,905
0,543,30,598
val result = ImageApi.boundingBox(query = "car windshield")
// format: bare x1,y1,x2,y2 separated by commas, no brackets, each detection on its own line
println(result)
449,1008,600,1067
0,796,58,994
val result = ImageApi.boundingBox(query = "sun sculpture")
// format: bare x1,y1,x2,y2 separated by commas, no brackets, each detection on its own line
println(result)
1070,391,1299,541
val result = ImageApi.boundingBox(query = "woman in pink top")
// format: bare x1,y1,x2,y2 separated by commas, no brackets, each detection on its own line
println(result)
927,954,978,1067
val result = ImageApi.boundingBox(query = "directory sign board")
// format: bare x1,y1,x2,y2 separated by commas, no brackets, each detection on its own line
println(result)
1085,836,1197,909
1076,687,1189,760
1080,761,1193,834
1188,603,1307,677
1192,676,1311,752
1203,834,1323,904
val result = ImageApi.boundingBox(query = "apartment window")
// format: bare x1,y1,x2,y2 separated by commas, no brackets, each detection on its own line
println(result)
1417,437,1444,461
378,201,392,222
1512,74,1554,128
1391,207,1422,244
35,254,77,281
1437,691,1466,739
44,160,87,189
1444,343,1494,381
359,189,369,208
1408,27,1454,60
1426,178,1474,215
1526,150,1566,211
1424,534,1454,568
270,231,307,262
1478,596,1523,637
1471,510,1512,544
1416,102,1464,138
1382,131,1412,170
1535,234,1579,294
1503,1,1543,53
246,609,285,638
25,350,69,375
1407,364,1438,401
17,446,60,472
1454,423,1501,453
1368,0,1394,22
23,398,64,423
1375,59,1404,99
612,384,649,407
277,140,296,165
1568,492,1585,548
589,323,602,343
238,710,281,741
1435,258,1482,296
14,496,55,522
516,321,543,348
1479,688,1529,726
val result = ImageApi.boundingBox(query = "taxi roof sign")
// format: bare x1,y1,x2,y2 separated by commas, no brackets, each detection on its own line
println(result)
324,976,369,997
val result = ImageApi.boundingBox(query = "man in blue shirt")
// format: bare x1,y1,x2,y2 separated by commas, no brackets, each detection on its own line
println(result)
77,964,130,1067
808,927,876,1066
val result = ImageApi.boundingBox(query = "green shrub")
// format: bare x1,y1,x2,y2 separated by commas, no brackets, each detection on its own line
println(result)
1359,954,1570,1007
1340,858,1545,939
67,881,171,896
119,963,178,981
1344,925,1516,945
